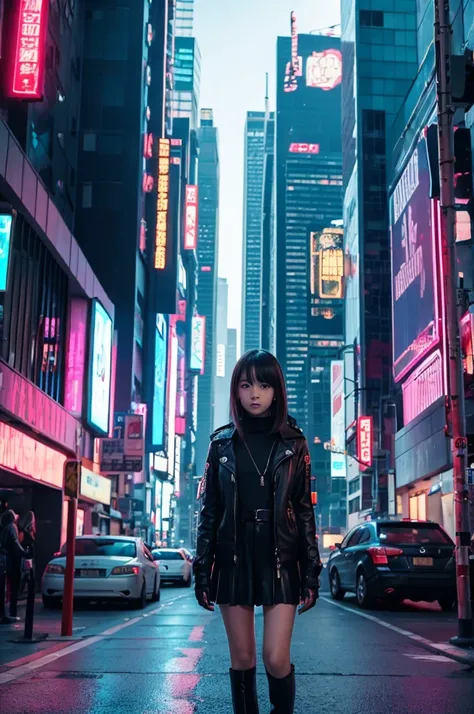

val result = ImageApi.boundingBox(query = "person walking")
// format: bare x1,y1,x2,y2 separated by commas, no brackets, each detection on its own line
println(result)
193,349,322,714
0,510,29,621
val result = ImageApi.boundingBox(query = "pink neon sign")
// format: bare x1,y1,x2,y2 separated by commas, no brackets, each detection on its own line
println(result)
357,417,373,469
289,143,320,154
6,0,49,100
402,350,444,425
64,299,88,418
184,185,198,250
0,422,66,489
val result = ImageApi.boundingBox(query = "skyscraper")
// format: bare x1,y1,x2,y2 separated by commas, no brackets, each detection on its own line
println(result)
214,278,229,430
242,111,267,351
196,109,220,472
171,36,201,129
276,19,344,528
175,0,194,36
261,107,276,353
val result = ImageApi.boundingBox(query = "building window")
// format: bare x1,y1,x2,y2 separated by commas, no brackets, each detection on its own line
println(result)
83,133,97,151
82,183,93,208
359,10,384,27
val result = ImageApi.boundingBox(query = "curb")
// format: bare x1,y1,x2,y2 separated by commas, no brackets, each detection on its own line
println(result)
413,638,474,668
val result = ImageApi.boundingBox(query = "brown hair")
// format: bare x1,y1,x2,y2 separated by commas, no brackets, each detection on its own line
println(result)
229,350,288,437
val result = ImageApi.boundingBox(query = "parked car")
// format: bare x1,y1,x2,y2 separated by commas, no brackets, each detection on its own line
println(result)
152,547,192,587
42,535,160,609
327,519,456,610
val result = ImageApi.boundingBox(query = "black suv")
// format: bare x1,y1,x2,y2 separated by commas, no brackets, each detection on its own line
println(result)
327,519,456,610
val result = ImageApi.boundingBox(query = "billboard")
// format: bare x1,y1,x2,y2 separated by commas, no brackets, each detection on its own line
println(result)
330,360,346,478
64,298,88,418
390,134,440,382
87,300,113,435
3,0,49,101
152,314,168,449
190,315,205,373
309,228,344,337
402,350,444,425
184,185,198,250
0,213,13,291
357,416,373,469
155,139,170,270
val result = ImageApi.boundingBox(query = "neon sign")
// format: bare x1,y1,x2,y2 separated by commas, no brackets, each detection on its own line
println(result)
402,350,444,425
155,138,170,270
357,416,373,469
190,316,205,374
0,214,13,291
184,185,198,250
289,143,320,154
7,0,49,100
330,361,346,478
64,299,88,418
306,49,342,91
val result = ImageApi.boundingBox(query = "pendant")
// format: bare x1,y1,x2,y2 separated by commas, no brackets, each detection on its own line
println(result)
260,475,264,487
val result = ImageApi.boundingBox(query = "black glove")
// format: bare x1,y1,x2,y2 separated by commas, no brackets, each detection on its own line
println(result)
195,584,215,611
298,587,318,615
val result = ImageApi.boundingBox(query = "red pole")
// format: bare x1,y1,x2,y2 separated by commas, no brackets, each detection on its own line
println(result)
61,497,77,637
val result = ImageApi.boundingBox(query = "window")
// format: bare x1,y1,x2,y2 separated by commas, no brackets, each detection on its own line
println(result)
358,527,372,545
377,524,453,545
83,133,97,151
346,529,362,548
359,10,384,27
82,183,92,208
62,539,137,557
152,549,185,560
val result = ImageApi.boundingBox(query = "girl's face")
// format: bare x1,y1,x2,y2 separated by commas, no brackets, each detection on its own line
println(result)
238,370,275,417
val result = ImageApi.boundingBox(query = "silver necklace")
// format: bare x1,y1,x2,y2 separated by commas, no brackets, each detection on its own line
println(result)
241,438,277,487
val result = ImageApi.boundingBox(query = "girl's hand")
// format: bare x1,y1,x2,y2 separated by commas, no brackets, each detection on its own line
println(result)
298,588,317,614
195,586,215,612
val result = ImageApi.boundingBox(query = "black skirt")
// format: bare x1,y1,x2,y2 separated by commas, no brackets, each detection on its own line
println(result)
211,520,300,607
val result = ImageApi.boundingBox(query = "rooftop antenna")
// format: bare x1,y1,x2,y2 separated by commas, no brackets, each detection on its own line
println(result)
265,72,269,119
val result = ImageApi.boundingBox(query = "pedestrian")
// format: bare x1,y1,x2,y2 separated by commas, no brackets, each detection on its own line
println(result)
193,349,321,714
0,509,29,621
18,511,36,597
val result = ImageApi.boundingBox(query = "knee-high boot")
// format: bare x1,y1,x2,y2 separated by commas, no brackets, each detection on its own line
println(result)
266,664,295,714
229,666,259,713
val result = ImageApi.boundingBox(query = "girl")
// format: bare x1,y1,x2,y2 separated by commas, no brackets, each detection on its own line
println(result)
193,350,321,714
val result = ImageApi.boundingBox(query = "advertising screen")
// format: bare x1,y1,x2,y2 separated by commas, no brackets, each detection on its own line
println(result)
184,185,198,250
390,134,440,382
64,299,88,417
190,316,205,373
87,300,113,435
0,214,12,291
309,228,344,337
330,361,346,478
152,314,168,449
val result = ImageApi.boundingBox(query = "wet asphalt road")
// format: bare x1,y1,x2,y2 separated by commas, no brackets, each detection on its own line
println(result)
1,584,474,714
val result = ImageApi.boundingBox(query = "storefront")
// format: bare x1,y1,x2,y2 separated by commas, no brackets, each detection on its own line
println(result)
79,464,114,536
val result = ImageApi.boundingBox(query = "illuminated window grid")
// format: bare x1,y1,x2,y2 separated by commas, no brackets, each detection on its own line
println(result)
155,139,170,270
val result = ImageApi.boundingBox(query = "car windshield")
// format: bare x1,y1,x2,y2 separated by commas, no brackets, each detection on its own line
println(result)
377,524,452,546
61,539,137,558
152,550,184,560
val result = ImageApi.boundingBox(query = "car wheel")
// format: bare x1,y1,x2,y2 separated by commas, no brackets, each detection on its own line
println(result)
356,571,374,609
135,582,147,609
438,596,456,612
42,595,61,610
152,575,161,602
330,569,345,600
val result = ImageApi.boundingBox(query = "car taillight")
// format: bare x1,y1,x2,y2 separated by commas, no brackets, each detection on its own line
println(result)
368,547,404,565
110,565,140,576
45,564,65,574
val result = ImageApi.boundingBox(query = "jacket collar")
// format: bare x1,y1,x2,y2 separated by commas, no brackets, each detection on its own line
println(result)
211,417,304,445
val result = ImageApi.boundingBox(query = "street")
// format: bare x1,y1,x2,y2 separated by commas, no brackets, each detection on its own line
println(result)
0,580,473,714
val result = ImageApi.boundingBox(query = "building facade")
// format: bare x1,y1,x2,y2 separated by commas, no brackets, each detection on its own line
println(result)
214,277,229,429
175,0,194,37
171,36,201,130
261,109,276,353
276,25,344,529
341,0,419,527
195,109,220,473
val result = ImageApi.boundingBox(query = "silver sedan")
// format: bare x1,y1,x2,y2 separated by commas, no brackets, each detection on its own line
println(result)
41,535,160,609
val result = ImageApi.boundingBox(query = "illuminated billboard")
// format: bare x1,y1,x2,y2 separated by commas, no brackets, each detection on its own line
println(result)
152,314,168,449
0,214,13,291
190,316,205,373
184,185,198,250
390,134,440,382
155,138,170,270
309,228,344,337
402,350,444,425
289,143,319,154
87,300,113,435
330,361,346,478
64,299,88,418
4,0,49,101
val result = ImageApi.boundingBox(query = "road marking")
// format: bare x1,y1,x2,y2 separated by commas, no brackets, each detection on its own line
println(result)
189,626,204,642
320,597,474,667
0,593,192,686
404,653,453,663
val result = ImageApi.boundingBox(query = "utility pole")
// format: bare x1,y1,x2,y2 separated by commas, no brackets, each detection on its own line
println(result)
434,0,474,646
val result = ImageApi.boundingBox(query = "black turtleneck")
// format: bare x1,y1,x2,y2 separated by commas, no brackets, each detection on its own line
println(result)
235,412,280,513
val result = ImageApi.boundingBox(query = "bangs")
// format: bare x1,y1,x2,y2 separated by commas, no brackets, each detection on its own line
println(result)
237,353,280,388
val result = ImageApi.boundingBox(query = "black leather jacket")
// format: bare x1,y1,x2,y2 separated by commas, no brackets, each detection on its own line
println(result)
193,418,322,593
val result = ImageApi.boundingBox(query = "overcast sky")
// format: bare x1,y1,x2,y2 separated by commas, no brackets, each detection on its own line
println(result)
194,1,341,347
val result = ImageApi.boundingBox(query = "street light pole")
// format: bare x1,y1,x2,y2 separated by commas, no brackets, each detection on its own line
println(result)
435,0,474,645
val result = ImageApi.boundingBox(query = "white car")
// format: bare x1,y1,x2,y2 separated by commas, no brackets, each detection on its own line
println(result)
42,535,160,609
152,547,193,587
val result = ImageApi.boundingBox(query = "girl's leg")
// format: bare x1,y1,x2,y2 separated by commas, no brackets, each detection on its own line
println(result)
220,604,256,669
263,605,297,714
220,605,259,714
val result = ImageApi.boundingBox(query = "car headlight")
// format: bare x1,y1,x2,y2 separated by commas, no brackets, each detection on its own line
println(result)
45,564,65,574
110,565,140,576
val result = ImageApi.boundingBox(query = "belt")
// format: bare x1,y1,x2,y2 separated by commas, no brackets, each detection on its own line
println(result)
241,508,272,523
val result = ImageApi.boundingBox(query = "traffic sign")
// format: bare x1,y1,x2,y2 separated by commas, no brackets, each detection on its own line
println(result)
64,460,81,499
